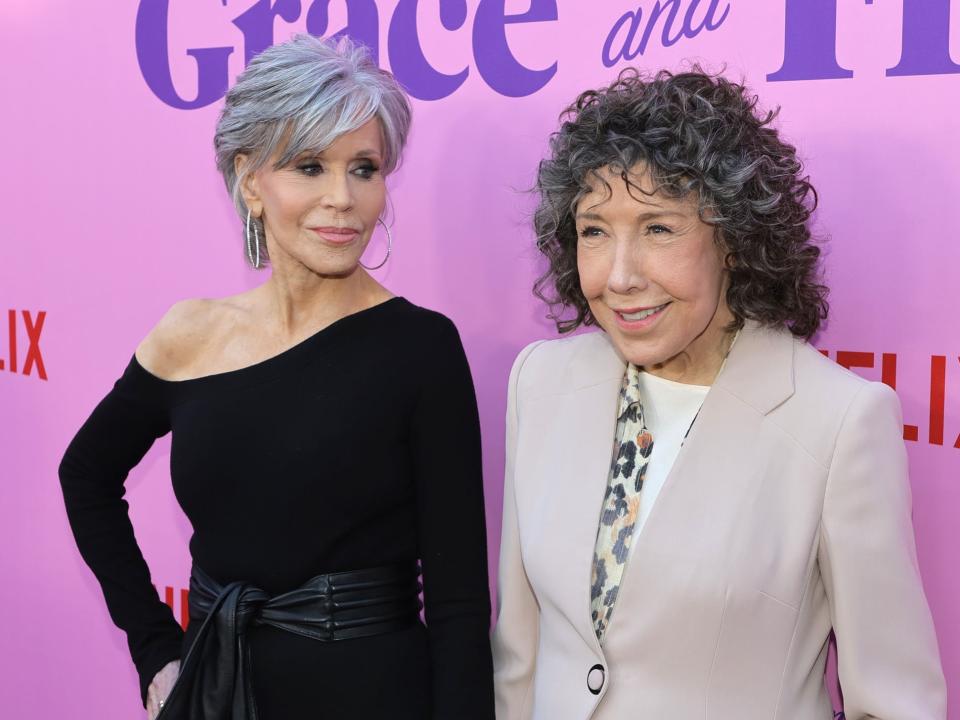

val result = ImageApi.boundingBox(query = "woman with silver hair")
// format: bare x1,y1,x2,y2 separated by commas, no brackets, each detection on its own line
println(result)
492,69,945,719
60,35,495,719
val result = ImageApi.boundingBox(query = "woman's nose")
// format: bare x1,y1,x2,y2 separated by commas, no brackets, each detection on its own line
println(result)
606,239,646,294
321,172,354,212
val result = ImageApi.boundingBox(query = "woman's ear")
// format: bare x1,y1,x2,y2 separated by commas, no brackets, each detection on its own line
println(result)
235,154,263,217
711,227,734,270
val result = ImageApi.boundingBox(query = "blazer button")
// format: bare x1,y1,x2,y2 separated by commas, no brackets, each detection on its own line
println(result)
587,664,605,695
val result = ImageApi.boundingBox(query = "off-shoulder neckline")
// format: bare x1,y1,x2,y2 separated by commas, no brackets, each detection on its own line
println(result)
131,296,407,387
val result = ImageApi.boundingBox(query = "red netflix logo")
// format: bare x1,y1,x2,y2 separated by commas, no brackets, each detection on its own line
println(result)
156,584,190,630
822,350,958,449
2,310,47,380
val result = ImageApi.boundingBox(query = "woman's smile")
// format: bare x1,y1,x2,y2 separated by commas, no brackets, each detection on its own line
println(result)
611,301,672,332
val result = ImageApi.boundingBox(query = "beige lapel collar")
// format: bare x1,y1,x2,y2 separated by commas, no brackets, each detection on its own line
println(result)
562,322,796,413
713,320,797,416
592,322,798,643
550,324,796,651
558,330,626,390
551,332,625,655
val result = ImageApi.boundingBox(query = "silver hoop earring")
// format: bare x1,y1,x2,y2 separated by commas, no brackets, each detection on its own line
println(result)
359,218,392,270
245,209,261,269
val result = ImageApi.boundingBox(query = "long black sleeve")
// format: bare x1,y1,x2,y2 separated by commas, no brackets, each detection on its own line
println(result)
59,361,184,704
411,317,496,719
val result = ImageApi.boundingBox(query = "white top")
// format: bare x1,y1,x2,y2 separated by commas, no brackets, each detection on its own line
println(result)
629,369,710,544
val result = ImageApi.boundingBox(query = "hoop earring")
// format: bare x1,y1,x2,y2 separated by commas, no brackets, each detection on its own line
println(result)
245,209,261,269
360,218,392,270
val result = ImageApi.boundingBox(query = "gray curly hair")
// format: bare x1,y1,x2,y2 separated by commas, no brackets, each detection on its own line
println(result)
214,34,412,267
533,67,828,339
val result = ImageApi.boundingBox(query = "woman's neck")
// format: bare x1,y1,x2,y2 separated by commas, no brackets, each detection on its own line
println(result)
257,263,388,340
643,310,738,386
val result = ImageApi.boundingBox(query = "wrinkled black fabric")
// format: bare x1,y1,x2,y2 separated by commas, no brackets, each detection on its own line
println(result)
158,563,421,720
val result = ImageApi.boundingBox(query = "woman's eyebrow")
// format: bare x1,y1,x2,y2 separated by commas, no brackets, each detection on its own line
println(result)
575,211,606,221
635,210,685,220
575,210,684,221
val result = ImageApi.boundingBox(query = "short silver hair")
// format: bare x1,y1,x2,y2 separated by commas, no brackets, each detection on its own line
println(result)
214,34,412,266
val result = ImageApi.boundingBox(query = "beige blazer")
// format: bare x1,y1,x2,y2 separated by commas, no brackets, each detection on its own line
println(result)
492,323,946,720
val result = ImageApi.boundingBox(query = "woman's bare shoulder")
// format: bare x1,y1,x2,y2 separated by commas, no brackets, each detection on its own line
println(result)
135,298,239,381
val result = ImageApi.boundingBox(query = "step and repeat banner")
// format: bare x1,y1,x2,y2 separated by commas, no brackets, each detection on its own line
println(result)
2,1,958,717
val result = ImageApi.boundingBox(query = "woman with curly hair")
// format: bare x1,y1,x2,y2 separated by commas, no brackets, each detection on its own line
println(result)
491,69,945,720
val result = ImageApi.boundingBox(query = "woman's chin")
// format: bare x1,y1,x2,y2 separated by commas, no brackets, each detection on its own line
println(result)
297,253,364,278
605,333,668,368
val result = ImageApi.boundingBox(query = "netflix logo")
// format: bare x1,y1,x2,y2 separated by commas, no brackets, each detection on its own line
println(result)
156,584,190,630
2,310,47,381
823,350,958,449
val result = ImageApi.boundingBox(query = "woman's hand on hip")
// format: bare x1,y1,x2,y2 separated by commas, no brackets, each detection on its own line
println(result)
146,659,180,719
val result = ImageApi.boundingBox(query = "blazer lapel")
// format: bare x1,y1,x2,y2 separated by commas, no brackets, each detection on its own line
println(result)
525,326,799,651
713,320,796,415
603,323,799,631
522,333,625,656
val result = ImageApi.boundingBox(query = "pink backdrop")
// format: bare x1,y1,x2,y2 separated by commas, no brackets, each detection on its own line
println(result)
2,1,957,717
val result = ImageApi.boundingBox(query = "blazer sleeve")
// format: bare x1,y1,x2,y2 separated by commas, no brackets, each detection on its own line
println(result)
818,381,946,719
58,359,184,706
492,341,544,720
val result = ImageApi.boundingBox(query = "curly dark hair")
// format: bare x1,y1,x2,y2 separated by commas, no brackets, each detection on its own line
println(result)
533,67,828,339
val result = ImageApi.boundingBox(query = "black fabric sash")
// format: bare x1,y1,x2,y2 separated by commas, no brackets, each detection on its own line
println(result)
156,562,422,720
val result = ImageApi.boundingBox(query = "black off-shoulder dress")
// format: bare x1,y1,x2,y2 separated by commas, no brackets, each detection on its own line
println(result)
59,297,495,719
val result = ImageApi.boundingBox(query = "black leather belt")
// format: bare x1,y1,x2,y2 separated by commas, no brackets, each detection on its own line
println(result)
157,562,422,719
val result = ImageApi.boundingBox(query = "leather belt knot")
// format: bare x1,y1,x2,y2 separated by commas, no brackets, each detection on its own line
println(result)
157,562,422,719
